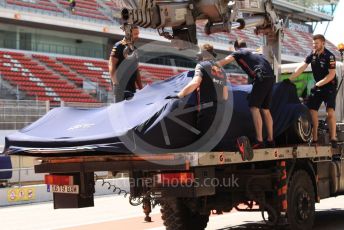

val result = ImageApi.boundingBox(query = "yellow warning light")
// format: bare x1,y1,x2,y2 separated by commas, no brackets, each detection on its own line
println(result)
338,43,344,53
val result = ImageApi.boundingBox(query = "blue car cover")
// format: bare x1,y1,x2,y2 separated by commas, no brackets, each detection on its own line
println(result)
3,71,306,156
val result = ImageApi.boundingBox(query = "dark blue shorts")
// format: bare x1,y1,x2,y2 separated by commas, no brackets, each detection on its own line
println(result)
248,77,274,109
306,87,336,111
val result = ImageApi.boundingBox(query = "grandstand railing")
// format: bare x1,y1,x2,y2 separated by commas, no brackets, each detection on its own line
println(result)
2,0,114,25
0,74,27,100
61,101,108,108
2,39,105,59
0,99,108,129
0,99,49,130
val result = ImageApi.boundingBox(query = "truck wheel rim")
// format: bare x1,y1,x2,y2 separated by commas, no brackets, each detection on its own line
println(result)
298,116,311,140
297,190,312,221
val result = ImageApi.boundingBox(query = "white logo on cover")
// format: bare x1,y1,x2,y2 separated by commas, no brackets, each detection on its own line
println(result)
67,123,95,131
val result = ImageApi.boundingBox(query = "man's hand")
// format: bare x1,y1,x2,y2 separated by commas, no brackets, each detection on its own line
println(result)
289,62,309,81
310,85,320,95
165,95,179,100
283,78,293,84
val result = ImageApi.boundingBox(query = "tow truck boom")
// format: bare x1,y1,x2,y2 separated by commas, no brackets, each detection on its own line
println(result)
118,0,283,76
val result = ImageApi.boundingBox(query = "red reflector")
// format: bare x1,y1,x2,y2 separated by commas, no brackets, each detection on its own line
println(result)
156,172,194,185
44,175,74,185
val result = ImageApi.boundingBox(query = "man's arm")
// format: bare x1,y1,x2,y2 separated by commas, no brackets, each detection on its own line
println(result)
136,71,143,90
316,54,336,87
315,69,336,87
177,76,202,98
288,62,309,81
216,55,236,67
109,56,119,85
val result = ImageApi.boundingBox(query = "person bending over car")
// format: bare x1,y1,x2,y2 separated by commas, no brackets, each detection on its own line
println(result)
166,43,228,136
215,39,275,148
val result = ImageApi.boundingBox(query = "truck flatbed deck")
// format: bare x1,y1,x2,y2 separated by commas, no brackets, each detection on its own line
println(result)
34,145,340,173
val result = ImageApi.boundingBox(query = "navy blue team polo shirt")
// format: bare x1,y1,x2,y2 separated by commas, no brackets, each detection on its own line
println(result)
305,48,337,88
231,48,274,80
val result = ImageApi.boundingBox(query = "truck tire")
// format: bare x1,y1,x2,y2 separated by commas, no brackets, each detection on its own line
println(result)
161,198,209,230
287,170,315,230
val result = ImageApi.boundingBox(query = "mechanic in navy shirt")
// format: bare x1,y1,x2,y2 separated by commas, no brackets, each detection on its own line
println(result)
215,39,275,148
166,43,228,135
109,25,143,102
289,34,338,147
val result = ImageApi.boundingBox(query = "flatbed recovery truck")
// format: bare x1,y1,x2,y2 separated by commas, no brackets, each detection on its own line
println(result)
33,141,344,230
5,1,344,229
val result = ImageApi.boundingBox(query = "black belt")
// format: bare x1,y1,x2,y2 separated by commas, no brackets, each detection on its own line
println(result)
253,75,274,82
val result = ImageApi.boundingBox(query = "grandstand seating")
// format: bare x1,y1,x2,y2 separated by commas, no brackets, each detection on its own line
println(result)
227,73,248,85
2,1,341,58
57,57,113,91
286,29,341,57
57,56,188,89
281,29,302,56
0,50,98,104
6,0,62,13
139,65,187,83
33,54,84,86
103,0,119,10
0,49,193,103
4,0,111,21
191,19,341,58
56,0,110,21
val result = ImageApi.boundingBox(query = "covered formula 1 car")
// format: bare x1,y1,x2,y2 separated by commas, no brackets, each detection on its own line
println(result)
3,71,312,157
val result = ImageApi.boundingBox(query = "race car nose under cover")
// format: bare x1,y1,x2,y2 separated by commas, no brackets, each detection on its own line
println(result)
3,71,304,156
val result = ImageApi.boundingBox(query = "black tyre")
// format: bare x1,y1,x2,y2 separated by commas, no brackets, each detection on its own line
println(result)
287,170,315,230
287,107,312,144
160,198,209,230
